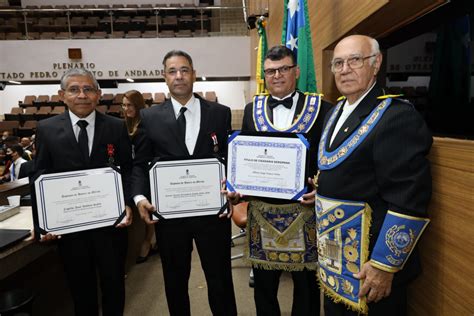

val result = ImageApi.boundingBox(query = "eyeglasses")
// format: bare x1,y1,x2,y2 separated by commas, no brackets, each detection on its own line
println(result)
165,67,192,76
330,54,377,73
263,65,296,77
65,86,98,96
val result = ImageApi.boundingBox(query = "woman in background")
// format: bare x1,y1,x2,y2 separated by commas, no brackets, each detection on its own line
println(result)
122,90,157,264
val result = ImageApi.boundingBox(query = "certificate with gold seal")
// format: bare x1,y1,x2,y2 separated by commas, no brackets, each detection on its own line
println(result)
149,157,226,219
34,167,126,235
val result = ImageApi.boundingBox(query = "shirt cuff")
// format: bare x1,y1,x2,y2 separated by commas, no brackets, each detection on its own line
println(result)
133,195,147,206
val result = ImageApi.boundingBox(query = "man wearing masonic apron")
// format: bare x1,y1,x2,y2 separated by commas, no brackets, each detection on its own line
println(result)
228,45,331,315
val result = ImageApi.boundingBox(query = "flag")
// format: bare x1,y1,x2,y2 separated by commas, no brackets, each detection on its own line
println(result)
256,17,268,95
281,0,317,93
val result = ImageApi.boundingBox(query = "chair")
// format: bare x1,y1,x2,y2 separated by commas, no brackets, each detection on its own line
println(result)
50,106,66,115
55,31,71,39
205,91,217,102
125,30,141,38
161,16,178,31
142,30,157,38
142,93,153,105
110,31,125,39
193,29,208,37
230,202,254,287
39,32,56,40
73,31,90,39
158,30,175,38
5,32,22,40
112,93,124,105
154,92,166,104
100,94,114,105
175,29,192,37
35,106,52,120
0,121,20,134
20,107,37,122
20,95,36,108
4,107,23,121
17,120,37,137
107,105,122,117
89,31,107,39
96,105,108,114
33,95,50,106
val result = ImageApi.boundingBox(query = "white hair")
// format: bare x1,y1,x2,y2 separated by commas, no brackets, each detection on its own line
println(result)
368,37,380,66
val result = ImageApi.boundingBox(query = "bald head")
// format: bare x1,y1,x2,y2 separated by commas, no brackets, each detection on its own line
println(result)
332,35,382,103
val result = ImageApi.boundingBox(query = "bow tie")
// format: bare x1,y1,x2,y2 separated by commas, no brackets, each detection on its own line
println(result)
268,95,294,110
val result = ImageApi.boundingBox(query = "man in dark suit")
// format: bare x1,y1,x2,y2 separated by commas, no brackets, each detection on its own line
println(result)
316,35,432,315
35,68,133,316
228,45,331,316
131,50,237,316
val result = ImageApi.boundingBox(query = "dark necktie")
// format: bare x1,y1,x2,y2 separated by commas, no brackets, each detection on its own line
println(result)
268,91,297,110
177,107,187,143
77,120,89,162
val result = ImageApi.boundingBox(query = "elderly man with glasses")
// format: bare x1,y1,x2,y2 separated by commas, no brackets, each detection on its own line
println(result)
228,45,332,316
35,68,133,316
315,35,432,315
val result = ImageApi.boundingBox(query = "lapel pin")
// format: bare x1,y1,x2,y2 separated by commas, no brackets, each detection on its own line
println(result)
344,127,349,133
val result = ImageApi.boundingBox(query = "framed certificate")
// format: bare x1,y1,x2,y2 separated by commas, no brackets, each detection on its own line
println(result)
34,167,125,235
149,157,226,219
226,131,310,200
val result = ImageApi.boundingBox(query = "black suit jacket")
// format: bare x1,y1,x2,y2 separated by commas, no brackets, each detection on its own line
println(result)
131,94,231,198
242,91,332,181
35,110,133,202
318,84,432,285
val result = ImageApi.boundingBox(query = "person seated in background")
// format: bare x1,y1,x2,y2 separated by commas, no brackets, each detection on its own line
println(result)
121,89,157,264
0,131,10,149
3,136,31,161
20,137,34,158
7,144,27,182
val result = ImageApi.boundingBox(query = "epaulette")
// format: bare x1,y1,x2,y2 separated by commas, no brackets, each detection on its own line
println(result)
336,96,346,101
377,94,403,100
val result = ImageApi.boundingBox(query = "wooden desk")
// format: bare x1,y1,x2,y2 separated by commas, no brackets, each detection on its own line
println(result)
0,207,53,280
0,178,30,205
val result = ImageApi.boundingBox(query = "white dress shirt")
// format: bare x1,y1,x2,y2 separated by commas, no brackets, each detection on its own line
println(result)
271,92,299,129
171,95,201,155
330,83,376,146
9,157,26,181
69,110,96,155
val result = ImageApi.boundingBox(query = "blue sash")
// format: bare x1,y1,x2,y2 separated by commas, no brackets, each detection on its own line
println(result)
318,98,392,170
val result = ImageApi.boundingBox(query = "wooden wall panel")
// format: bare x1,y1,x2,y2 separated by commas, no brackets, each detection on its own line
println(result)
408,137,474,315
248,0,445,102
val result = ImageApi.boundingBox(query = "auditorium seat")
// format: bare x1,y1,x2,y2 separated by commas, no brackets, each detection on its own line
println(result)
154,92,166,104
0,18,19,32
17,120,37,137
193,29,208,37
20,107,38,122
100,94,114,105
34,95,50,106
5,32,22,40
142,30,157,38
0,32,5,40
25,32,40,40
35,106,52,120
131,16,146,31
39,32,56,40
89,31,107,39
107,105,122,117
21,96,37,108
70,16,85,31
50,106,66,115
4,107,23,121
115,16,131,31
49,95,63,107
112,94,124,105
146,16,161,31
196,91,204,98
84,16,100,30
176,29,192,37
53,17,69,32
125,30,141,38
158,30,175,38
142,93,153,105
73,31,90,39
55,32,71,39
161,16,178,31
205,91,217,102
179,15,195,30
110,31,125,38
34,17,54,32
96,105,108,114
0,121,20,134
